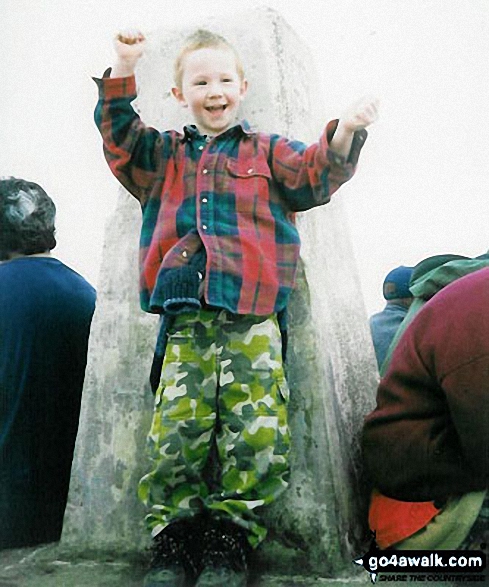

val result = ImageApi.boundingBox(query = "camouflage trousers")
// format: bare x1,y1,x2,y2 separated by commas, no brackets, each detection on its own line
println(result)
138,309,290,548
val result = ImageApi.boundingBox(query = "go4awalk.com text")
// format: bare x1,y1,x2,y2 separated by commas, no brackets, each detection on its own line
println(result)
354,546,487,583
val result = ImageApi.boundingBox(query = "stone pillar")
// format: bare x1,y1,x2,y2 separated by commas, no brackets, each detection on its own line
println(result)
62,7,378,577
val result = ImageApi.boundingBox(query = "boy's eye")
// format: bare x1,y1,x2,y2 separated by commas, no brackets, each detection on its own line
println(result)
195,80,207,86
222,78,233,83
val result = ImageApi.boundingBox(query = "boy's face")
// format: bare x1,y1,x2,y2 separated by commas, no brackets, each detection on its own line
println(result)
172,46,247,137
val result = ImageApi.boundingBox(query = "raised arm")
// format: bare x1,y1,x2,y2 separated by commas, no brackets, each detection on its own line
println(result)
268,125,359,212
93,31,177,204
268,96,378,212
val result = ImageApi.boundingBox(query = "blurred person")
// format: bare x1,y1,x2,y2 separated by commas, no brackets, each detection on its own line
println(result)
369,266,413,370
363,266,489,551
0,177,96,549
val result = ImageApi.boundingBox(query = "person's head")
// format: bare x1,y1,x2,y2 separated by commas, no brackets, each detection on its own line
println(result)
0,177,56,261
171,29,248,137
383,265,414,307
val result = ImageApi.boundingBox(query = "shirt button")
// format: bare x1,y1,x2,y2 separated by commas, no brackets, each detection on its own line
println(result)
247,168,253,174
182,250,188,258
202,169,208,174
202,224,208,230
202,198,208,203
198,145,204,151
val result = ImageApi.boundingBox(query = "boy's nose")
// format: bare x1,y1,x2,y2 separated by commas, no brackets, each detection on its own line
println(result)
206,82,223,97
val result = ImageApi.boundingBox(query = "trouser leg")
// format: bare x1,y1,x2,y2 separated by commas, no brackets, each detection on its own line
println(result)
138,311,218,536
207,313,291,548
459,491,489,550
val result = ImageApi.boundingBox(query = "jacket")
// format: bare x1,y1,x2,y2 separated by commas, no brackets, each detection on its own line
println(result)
363,266,489,503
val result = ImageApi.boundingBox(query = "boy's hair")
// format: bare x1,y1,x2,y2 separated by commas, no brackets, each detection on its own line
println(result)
174,29,245,89
0,177,57,260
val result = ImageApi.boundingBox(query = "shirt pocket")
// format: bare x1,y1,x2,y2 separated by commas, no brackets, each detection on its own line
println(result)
226,157,272,180
226,157,272,214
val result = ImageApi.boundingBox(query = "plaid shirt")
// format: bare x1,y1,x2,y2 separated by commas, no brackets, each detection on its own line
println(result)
94,74,367,315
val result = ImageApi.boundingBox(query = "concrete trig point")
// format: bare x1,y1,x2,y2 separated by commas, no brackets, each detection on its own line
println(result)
63,7,378,579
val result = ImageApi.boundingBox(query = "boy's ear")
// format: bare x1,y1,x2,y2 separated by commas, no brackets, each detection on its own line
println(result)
240,79,248,100
171,86,187,106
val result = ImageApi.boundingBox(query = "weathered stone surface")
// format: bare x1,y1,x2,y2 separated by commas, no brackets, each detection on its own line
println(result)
0,545,377,587
62,7,378,577
0,544,464,587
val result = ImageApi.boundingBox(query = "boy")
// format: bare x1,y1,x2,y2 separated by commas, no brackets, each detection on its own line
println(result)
94,28,377,587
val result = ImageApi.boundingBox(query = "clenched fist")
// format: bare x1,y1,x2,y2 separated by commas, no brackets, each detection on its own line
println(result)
110,30,146,78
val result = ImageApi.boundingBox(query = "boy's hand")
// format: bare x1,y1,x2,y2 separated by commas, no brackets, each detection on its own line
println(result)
330,97,379,159
111,30,146,77
339,96,380,133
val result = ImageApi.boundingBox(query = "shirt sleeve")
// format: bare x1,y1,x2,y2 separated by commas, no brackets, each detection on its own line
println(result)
268,120,367,212
93,70,176,204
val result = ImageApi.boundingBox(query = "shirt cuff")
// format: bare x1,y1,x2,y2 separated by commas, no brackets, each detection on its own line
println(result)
348,129,368,166
92,68,137,99
324,119,368,168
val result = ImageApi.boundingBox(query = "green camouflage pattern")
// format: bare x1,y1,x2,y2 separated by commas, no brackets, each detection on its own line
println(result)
138,309,290,548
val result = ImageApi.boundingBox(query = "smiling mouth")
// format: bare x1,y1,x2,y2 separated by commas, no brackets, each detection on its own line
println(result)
205,105,227,112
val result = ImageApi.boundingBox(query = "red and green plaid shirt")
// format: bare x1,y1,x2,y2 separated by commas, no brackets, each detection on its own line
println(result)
94,73,367,315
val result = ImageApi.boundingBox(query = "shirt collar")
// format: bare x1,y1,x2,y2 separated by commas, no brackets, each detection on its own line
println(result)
237,120,255,135
181,120,255,143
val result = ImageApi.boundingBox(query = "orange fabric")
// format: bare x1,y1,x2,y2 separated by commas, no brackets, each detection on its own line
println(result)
369,489,441,549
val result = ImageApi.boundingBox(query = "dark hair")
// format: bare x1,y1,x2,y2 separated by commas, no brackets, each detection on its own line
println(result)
0,177,57,260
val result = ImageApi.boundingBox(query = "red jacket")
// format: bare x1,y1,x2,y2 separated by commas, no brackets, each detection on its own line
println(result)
363,268,489,503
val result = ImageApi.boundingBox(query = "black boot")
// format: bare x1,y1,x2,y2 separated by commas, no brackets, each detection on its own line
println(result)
144,520,198,587
195,519,250,587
